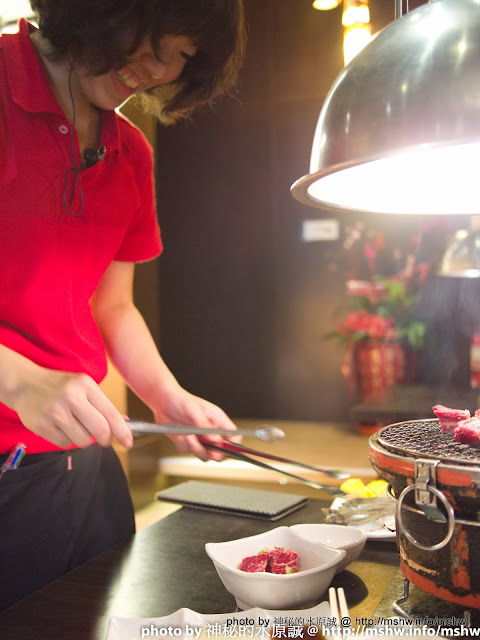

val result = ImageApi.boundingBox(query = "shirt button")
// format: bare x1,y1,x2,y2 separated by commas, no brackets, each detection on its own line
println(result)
58,124,69,134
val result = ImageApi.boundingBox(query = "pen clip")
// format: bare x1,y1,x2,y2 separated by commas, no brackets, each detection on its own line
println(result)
0,442,26,476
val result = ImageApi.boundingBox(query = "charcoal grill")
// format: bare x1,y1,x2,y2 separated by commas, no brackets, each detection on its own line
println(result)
377,419,480,465
369,418,480,611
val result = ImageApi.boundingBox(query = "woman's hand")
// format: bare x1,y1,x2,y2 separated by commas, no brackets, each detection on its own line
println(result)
12,367,133,449
90,262,238,462
153,384,240,462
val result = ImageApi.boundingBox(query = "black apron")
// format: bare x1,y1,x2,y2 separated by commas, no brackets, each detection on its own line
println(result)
0,444,135,611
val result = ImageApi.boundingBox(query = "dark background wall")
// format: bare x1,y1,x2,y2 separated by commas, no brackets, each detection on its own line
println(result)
129,0,468,424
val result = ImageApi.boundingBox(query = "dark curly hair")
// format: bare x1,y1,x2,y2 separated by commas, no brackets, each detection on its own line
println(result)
29,0,246,124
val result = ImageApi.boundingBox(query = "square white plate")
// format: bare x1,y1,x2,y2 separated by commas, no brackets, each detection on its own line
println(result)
107,602,331,640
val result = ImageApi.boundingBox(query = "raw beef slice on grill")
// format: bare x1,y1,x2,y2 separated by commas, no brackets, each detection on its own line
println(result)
432,404,470,433
238,553,269,572
267,549,298,574
455,417,480,445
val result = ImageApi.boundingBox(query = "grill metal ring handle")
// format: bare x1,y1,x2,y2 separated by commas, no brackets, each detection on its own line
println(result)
386,483,397,502
396,484,455,552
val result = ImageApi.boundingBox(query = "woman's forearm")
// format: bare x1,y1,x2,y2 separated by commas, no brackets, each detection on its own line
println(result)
0,344,41,412
94,302,180,411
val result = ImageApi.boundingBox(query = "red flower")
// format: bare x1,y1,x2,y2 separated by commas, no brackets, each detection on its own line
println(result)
337,310,395,340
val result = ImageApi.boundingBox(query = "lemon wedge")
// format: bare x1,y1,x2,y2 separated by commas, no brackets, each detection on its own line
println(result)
340,478,388,498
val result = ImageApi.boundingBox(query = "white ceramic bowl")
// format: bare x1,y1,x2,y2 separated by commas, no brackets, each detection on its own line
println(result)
205,526,346,610
290,524,367,573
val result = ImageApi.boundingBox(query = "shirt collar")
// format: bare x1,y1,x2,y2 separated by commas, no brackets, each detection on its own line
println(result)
4,19,64,116
4,19,120,152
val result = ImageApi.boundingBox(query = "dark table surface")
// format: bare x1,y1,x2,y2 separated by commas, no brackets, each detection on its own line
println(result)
0,497,400,640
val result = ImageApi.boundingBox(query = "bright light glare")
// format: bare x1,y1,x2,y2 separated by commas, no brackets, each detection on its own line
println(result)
1,23,21,33
0,0,32,22
307,142,480,214
342,5,370,26
343,25,372,65
313,0,340,9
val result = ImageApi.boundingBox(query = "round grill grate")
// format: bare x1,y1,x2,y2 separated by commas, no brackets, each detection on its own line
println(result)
377,419,480,466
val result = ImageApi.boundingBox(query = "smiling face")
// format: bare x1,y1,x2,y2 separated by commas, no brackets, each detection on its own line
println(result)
76,34,198,110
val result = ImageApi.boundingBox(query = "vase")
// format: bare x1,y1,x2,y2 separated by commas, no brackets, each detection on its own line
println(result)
353,338,419,402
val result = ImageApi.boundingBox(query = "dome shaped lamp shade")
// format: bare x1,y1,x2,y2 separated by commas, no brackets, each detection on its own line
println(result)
291,0,480,215
438,229,480,277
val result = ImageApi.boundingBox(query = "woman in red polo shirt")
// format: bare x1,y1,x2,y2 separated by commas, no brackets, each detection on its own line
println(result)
0,0,246,610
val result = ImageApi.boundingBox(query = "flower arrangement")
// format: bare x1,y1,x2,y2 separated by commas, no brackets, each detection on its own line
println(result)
327,276,427,351
326,222,446,351
325,220,452,400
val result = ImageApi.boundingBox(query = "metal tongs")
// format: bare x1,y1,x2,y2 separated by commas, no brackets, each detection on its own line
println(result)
197,437,348,494
129,419,348,494
128,420,285,443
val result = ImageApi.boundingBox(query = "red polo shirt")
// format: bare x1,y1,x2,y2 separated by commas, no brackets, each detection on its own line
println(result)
0,20,163,453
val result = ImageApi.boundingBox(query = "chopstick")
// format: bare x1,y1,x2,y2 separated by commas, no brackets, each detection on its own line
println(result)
199,439,343,494
329,587,350,638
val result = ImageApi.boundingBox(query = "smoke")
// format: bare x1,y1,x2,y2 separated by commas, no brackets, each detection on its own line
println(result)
417,276,480,386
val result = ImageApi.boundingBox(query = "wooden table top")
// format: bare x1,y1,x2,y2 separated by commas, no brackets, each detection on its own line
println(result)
0,494,400,640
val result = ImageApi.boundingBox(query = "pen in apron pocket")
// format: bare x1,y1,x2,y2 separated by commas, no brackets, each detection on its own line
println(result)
0,443,26,480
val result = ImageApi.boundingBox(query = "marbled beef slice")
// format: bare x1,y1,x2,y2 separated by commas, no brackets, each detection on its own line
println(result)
267,549,298,574
432,404,470,433
454,416,480,445
238,553,269,573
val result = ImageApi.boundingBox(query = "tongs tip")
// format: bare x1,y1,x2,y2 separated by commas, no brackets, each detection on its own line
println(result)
256,426,286,443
